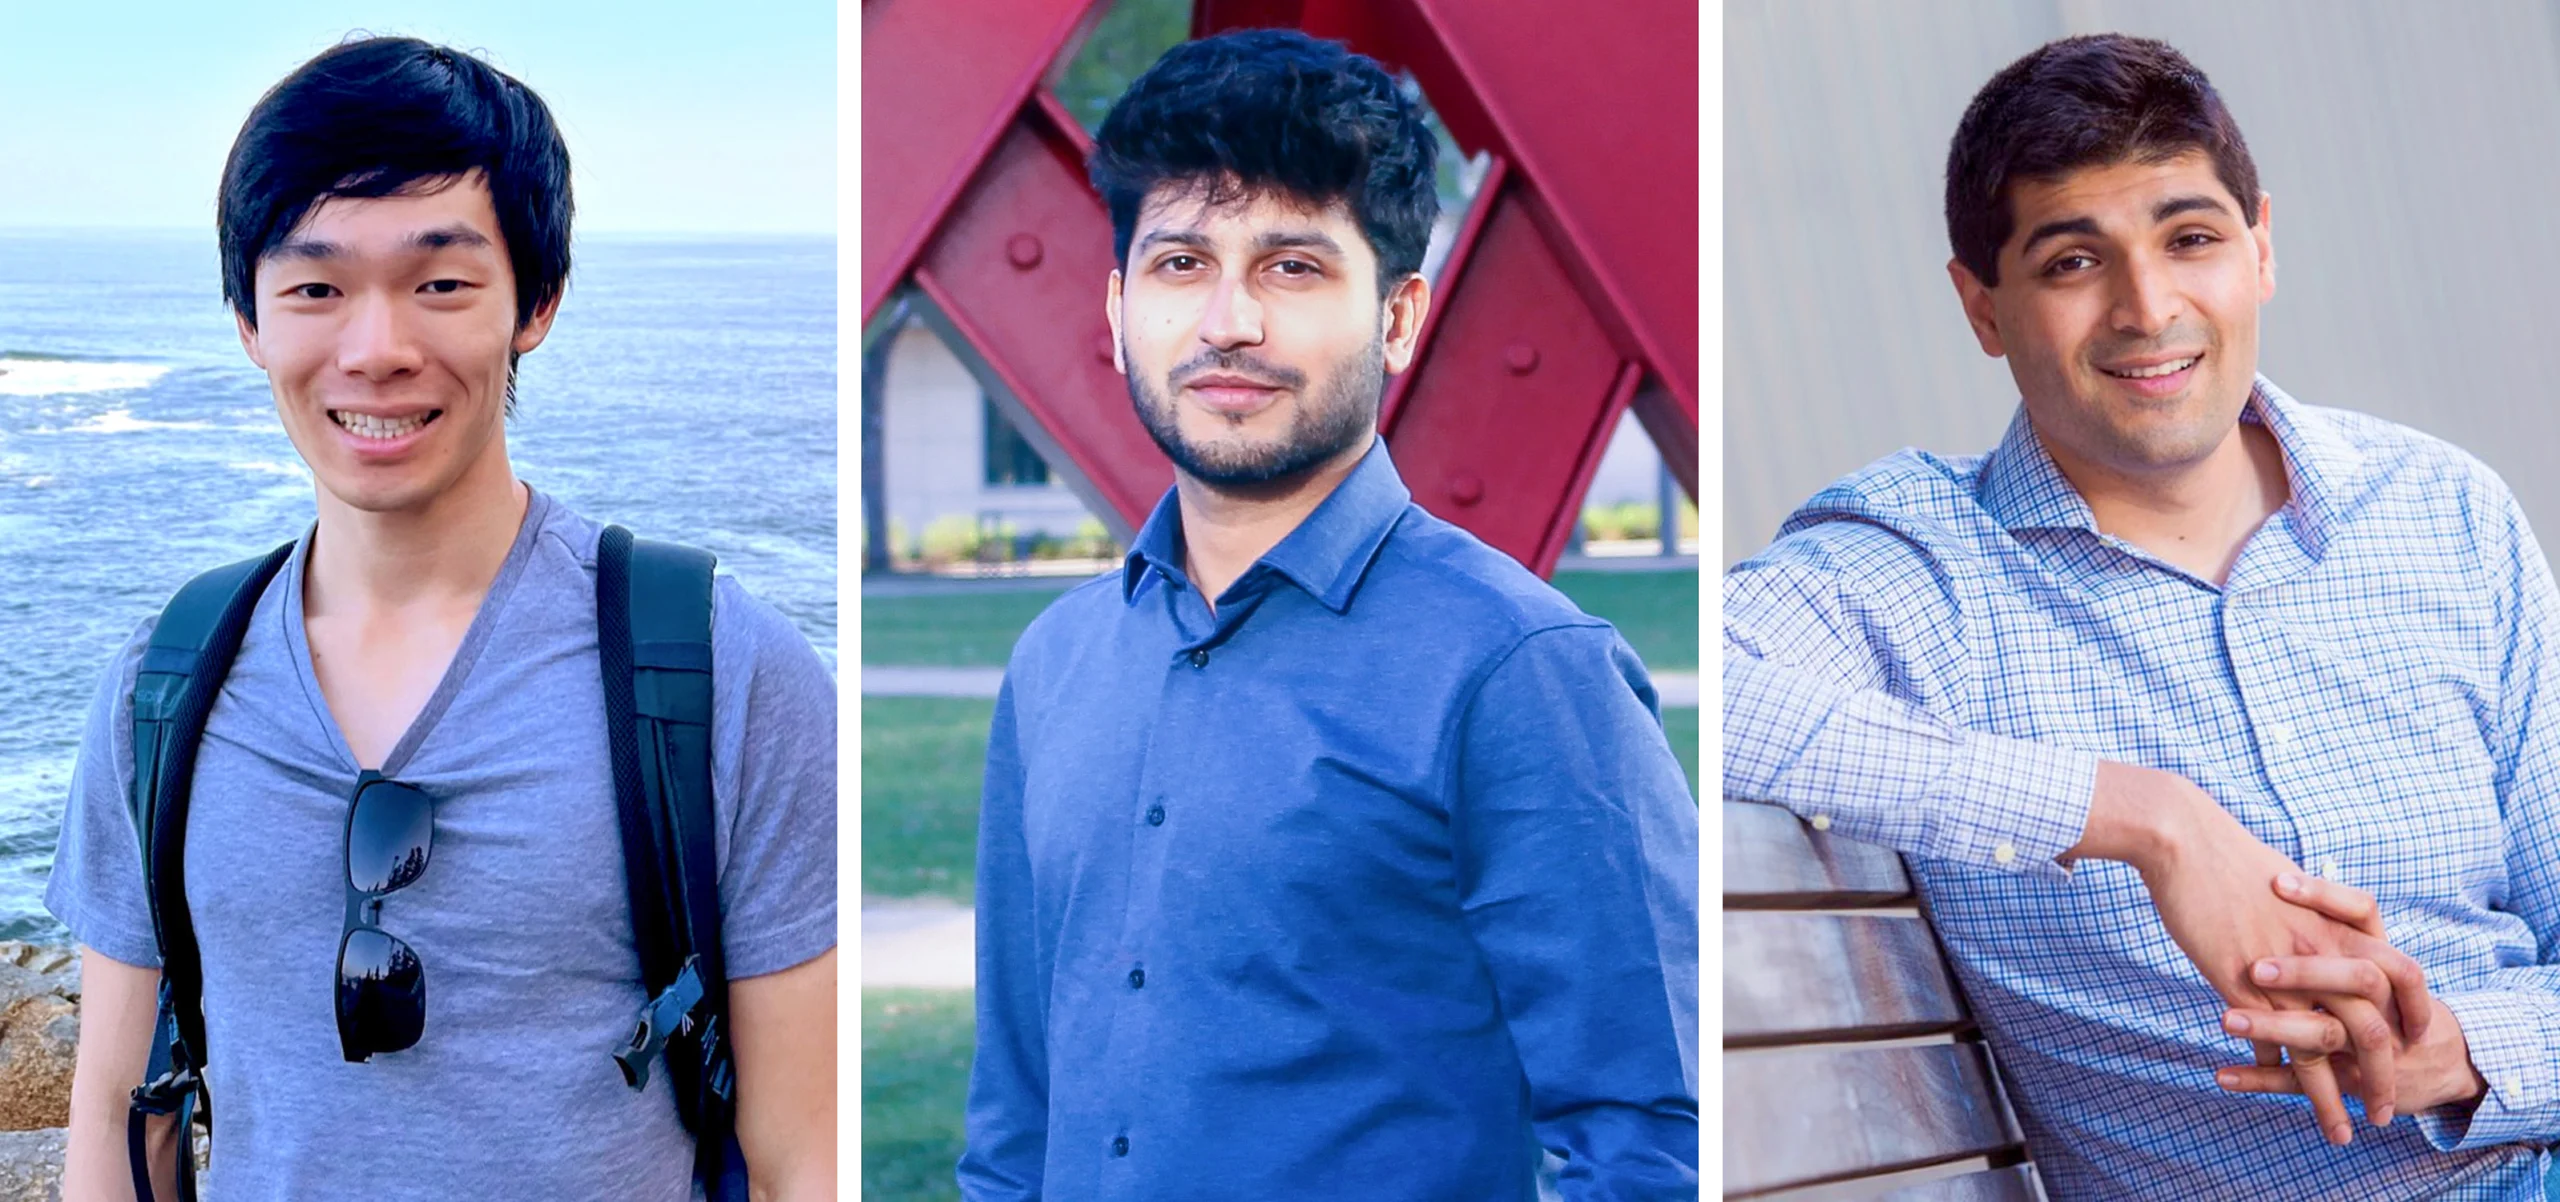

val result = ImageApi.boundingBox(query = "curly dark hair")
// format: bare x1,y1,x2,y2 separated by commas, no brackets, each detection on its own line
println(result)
1088,28,1438,297
219,36,573,335
1945,34,2258,286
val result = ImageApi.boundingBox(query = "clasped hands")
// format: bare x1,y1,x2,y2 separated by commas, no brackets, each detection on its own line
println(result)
2205,871,2485,1144
2089,762,2483,1147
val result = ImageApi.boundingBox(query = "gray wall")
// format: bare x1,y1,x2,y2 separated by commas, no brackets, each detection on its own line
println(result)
1726,0,2560,564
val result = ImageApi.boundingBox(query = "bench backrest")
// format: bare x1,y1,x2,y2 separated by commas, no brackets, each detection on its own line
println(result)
1722,800,2047,1200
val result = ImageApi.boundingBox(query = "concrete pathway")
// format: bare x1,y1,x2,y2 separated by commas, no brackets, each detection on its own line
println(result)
1551,551,1700,574
861,572,1087,598
862,664,1698,705
863,896,976,989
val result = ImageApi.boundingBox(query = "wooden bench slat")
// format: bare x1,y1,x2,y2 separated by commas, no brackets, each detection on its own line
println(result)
1724,912,1970,1044
1724,1041,2023,1196
1725,800,1911,906
1869,1164,2043,1202
1748,1162,2043,1202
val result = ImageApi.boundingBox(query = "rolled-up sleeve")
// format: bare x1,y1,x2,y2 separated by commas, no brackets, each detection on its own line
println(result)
1452,624,1699,1200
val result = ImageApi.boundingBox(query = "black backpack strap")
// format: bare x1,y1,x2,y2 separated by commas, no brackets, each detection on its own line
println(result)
596,526,742,1196
126,542,294,1202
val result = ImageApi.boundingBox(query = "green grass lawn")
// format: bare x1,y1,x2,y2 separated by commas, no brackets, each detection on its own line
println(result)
1663,706,1699,798
861,693,1699,904
1549,569,1699,670
862,567,1697,671
862,988,974,1202
863,697,997,902
860,586,1073,666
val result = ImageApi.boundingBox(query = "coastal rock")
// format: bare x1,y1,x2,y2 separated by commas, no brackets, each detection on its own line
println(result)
0,945,80,1134
0,1128,63,1201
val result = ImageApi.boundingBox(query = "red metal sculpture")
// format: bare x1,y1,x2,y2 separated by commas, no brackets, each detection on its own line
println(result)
861,0,1697,576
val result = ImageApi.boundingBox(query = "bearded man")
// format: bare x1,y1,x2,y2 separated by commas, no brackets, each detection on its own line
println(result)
955,28,1699,1202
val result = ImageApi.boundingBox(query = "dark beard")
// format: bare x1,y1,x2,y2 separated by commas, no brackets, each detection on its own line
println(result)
1127,329,1383,490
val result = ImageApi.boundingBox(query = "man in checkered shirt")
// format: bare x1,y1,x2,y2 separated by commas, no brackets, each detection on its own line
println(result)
1726,34,2560,1200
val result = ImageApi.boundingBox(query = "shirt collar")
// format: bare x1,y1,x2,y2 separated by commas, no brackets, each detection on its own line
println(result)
1975,375,2363,557
2247,376,2362,558
1120,437,1411,613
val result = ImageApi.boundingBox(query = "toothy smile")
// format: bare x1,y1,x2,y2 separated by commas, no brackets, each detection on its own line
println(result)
2101,356,2199,379
330,409,440,440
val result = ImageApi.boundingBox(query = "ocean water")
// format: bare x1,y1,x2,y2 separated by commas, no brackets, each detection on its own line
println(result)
0,230,836,940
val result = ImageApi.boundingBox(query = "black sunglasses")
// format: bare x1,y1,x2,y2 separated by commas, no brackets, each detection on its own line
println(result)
339,772,433,1063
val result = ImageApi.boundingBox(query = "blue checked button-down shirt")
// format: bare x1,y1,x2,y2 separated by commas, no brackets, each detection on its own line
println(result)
1725,378,2560,1201
961,440,1700,1202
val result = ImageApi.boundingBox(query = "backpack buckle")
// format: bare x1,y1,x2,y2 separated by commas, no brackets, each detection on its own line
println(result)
615,956,706,1091
130,1063,200,1117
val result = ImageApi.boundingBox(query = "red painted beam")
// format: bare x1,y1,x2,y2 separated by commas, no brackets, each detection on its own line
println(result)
860,0,1104,325
1383,177,1638,575
909,93,1170,538
866,0,1698,576
1404,0,1698,446
1199,0,1697,481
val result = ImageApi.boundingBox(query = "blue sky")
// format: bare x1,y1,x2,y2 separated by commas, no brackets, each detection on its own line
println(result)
0,1,834,234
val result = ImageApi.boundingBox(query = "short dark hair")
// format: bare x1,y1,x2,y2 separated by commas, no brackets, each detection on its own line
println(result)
1088,28,1438,298
1945,34,2258,286
219,36,573,332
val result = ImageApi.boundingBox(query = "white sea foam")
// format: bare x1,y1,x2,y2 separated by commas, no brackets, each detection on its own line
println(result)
228,460,309,480
57,408,212,435
0,359,170,397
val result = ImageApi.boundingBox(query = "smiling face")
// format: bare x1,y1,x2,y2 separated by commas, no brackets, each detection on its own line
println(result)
237,172,556,518
1106,186,1427,491
1950,151,2276,481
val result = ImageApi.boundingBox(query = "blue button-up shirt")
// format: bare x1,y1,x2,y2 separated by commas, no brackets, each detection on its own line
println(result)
962,440,1699,1201
1725,378,2560,1200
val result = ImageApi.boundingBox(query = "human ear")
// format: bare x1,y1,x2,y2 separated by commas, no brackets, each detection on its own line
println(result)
1948,258,2006,358
510,292,564,355
1104,269,1126,376
235,310,267,369
1381,273,1432,375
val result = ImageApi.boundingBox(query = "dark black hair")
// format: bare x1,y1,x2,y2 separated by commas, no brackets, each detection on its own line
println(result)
1945,34,2258,286
1088,28,1438,297
219,36,573,332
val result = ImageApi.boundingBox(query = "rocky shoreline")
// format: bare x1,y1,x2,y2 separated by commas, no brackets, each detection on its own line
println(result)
0,942,82,1200
0,940,382,1198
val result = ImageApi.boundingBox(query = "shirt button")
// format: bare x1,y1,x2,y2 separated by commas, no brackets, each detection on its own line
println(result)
1808,814,1831,832
2262,722,2293,749
1993,841,2018,866
1145,804,1166,827
2317,859,2341,881
1112,1136,1129,1157
1128,967,1145,989
1188,648,1209,668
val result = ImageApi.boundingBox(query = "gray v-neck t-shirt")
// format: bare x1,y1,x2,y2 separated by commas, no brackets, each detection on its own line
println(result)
47,489,837,1200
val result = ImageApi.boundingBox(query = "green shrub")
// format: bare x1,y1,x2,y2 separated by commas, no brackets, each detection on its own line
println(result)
1582,501,1661,543
917,515,991,566
1063,518,1120,560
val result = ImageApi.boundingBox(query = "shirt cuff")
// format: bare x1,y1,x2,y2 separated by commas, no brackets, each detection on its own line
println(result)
1925,726,2098,880
1773,686,2096,879
2416,988,2559,1151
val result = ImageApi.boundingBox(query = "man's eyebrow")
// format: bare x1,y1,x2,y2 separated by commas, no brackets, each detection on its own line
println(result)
264,225,494,263
1132,228,1348,257
2018,194,2237,260
1255,230,1344,256
409,224,494,251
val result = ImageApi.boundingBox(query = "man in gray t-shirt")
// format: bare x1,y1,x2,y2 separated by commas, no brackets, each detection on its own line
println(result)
52,492,837,1199
46,38,836,1201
